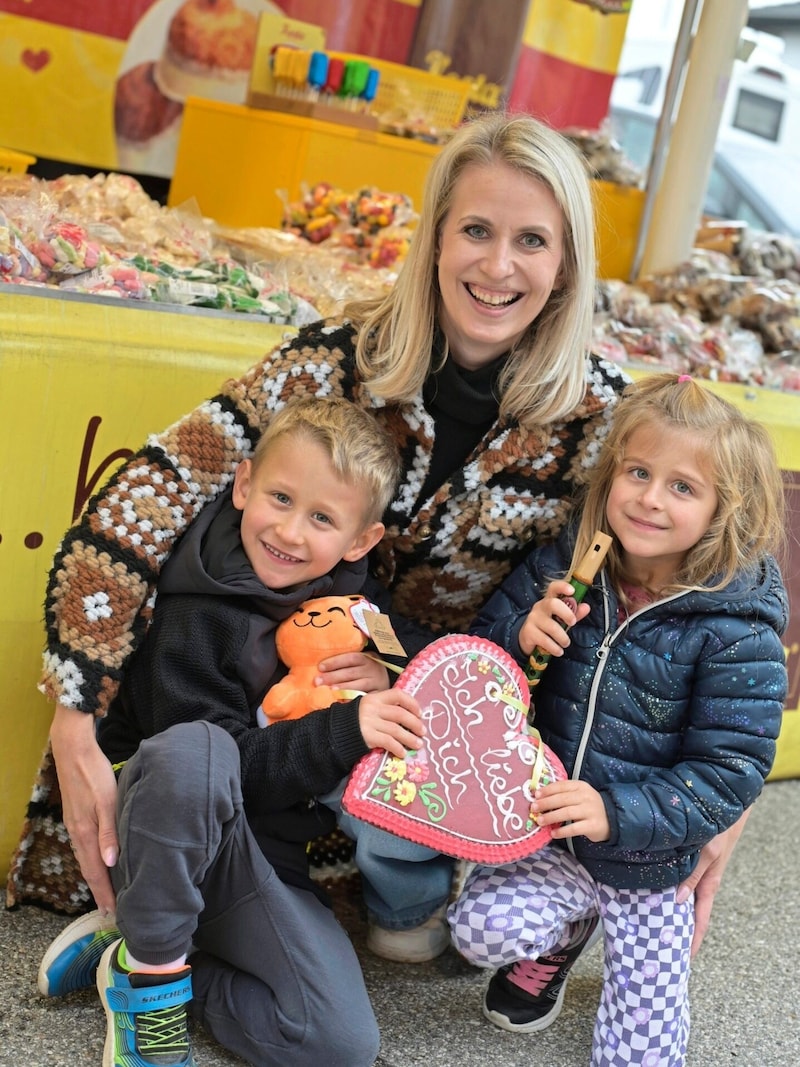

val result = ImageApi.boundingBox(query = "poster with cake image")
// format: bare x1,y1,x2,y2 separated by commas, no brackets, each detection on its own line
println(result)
116,0,280,177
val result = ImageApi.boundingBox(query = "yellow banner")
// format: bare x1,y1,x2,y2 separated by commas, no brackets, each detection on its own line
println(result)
0,14,122,167
0,289,288,878
521,0,629,74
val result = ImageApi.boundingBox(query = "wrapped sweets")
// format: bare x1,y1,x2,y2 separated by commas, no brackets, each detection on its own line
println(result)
28,220,111,275
126,255,307,320
59,261,151,300
0,209,46,280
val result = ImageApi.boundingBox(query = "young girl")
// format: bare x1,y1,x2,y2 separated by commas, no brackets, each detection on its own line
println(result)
449,373,788,1066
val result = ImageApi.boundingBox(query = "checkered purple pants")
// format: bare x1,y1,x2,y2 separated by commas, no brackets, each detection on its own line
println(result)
448,846,693,1066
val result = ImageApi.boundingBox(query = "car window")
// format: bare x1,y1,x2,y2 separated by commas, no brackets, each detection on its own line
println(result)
704,163,774,232
609,111,656,170
608,106,797,236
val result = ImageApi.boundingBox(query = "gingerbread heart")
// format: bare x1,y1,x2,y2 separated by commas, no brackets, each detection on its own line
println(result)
343,635,567,863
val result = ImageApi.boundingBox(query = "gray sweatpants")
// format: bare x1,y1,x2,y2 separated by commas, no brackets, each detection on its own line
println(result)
112,720,379,1067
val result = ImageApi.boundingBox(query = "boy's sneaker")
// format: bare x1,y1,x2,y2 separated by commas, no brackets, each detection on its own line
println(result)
38,910,121,996
97,940,196,1067
483,915,601,1033
367,905,450,963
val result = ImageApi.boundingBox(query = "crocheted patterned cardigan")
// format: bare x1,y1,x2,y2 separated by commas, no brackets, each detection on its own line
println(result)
8,317,629,912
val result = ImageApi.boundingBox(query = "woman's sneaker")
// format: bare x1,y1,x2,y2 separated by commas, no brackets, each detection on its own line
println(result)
97,940,196,1067
483,915,601,1033
38,910,121,996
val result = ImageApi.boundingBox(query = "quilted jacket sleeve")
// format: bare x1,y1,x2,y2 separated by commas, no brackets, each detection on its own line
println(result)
470,540,566,663
601,619,787,855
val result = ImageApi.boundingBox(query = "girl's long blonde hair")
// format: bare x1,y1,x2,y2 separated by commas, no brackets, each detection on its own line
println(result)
572,374,786,595
344,111,597,429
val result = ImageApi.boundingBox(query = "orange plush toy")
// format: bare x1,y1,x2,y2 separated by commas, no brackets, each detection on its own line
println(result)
257,594,380,725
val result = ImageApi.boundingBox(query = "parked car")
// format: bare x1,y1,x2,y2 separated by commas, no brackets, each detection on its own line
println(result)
608,104,800,237
609,27,800,238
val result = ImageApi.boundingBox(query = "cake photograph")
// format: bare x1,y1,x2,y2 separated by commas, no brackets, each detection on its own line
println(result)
114,0,279,177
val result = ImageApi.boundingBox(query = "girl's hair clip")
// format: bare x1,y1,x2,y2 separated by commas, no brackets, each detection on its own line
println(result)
678,374,692,382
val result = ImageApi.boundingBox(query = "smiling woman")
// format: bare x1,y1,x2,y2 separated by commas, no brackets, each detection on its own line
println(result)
435,162,565,370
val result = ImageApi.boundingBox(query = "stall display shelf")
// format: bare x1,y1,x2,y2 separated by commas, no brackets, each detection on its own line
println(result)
0,146,35,174
168,97,445,231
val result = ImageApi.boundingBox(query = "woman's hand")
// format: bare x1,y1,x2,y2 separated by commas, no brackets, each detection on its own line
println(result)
676,809,751,957
49,703,119,916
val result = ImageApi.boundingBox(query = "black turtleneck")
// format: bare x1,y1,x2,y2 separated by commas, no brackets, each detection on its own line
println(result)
418,352,504,506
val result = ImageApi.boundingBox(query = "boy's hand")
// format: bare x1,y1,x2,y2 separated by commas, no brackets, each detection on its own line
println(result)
316,651,390,693
529,779,611,843
357,689,425,758
519,579,591,658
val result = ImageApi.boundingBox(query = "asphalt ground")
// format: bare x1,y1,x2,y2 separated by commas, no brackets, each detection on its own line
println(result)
2,777,798,1067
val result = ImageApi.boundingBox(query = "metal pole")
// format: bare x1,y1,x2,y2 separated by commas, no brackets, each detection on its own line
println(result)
637,0,750,278
629,0,701,280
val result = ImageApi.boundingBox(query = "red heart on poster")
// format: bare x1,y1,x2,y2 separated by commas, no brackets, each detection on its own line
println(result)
22,49,51,73
343,635,567,863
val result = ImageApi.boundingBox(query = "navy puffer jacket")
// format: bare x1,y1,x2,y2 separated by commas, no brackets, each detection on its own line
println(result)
471,529,789,890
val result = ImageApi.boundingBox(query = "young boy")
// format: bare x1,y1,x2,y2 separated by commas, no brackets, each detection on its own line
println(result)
38,396,426,1067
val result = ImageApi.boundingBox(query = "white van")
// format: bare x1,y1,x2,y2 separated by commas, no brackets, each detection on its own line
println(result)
609,28,800,236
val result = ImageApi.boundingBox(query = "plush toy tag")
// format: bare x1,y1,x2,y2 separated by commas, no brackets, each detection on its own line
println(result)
362,609,407,657
342,635,567,863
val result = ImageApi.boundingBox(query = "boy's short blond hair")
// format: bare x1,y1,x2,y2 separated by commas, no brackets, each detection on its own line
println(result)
252,396,401,524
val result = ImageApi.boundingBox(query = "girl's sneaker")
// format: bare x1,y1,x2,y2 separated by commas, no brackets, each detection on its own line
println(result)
97,940,196,1067
483,915,601,1033
38,910,121,997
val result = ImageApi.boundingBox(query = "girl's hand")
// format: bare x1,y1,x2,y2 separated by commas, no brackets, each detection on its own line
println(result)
357,689,425,758
316,651,390,693
519,580,591,658
530,779,611,843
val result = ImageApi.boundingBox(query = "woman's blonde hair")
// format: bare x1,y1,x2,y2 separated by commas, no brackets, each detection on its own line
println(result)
254,396,401,523
572,374,786,595
344,111,596,428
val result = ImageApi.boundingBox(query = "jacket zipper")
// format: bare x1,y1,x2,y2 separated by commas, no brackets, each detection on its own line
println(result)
564,576,687,856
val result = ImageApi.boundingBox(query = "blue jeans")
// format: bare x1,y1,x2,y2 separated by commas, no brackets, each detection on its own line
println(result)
324,780,454,930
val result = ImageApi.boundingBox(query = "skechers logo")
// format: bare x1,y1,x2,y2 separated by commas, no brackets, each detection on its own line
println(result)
141,984,191,1003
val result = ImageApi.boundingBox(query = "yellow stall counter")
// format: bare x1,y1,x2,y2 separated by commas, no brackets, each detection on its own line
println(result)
168,97,444,230
0,288,289,882
168,98,641,280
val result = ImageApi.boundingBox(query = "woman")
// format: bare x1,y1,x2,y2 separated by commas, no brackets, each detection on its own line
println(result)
28,113,740,976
